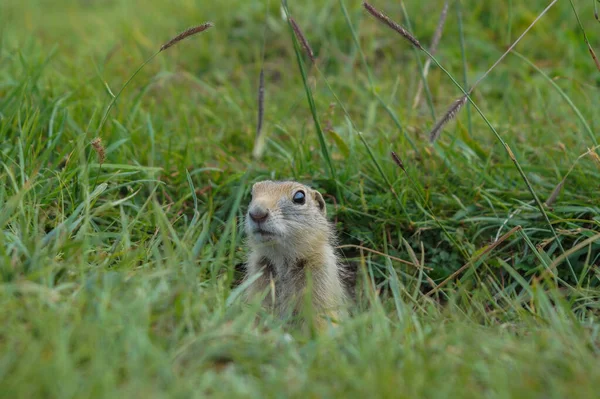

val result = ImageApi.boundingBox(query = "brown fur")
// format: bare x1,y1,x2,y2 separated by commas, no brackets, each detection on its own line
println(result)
243,180,348,330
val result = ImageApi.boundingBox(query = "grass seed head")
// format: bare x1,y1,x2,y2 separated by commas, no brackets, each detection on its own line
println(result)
253,68,267,160
545,179,565,208
430,0,449,56
362,2,423,50
391,151,407,172
91,137,105,164
429,95,468,143
256,68,265,139
160,22,214,52
289,17,315,63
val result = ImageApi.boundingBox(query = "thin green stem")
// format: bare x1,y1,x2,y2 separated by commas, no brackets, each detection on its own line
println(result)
339,0,420,156
281,1,339,199
398,1,436,120
97,50,160,134
470,0,559,91
422,47,578,282
456,0,472,137
400,161,470,260
314,67,413,223
512,51,597,146
567,0,600,72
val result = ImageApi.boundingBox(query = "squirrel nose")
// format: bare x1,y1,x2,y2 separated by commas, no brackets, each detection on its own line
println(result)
249,206,269,223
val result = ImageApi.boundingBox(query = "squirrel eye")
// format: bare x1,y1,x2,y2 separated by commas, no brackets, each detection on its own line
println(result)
292,190,306,205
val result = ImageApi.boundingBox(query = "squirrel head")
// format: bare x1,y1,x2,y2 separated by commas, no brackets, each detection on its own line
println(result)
245,180,332,257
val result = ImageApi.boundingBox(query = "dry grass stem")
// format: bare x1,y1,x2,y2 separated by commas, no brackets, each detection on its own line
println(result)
542,145,600,209
430,0,449,55
336,244,431,270
362,2,423,50
252,68,267,159
586,44,600,71
91,137,105,164
471,0,558,90
160,22,214,52
289,18,315,63
589,148,600,167
413,0,449,108
426,226,523,296
428,95,468,143
504,143,516,161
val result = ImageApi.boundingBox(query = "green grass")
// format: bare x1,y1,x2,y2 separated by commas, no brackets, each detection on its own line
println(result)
1,0,600,397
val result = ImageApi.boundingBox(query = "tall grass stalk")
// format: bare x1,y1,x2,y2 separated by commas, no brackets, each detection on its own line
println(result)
456,0,473,137
339,0,421,155
364,0,577,282
97,23,214,134
566,0,600,71
281,1,338,198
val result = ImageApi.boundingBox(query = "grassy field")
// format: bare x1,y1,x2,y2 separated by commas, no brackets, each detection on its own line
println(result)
1,0,600,397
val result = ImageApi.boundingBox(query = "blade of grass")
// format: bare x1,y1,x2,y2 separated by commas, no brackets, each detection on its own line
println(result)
456,0,473,137
512,51,597,146
412,0,449,111
566,0,600,72
364,0,578,282
425,226,523,297
339,0,420,156
392,151,469,260
281,2,339,199
97,22,214,134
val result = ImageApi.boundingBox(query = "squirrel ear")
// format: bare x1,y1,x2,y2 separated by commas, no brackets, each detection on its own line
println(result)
312,190,327,215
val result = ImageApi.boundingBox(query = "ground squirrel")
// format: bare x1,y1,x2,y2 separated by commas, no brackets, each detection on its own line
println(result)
242,180,350,329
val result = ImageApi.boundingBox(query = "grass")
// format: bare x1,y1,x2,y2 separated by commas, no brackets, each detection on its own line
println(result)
1,0,600,397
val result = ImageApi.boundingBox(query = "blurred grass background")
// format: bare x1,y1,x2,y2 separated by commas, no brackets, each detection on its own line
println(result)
1,0,600,397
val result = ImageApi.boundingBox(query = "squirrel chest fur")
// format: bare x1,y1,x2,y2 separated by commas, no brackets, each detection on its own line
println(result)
242,180,348,327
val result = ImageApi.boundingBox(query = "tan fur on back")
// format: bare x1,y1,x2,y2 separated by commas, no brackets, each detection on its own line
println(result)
242,180,347,330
